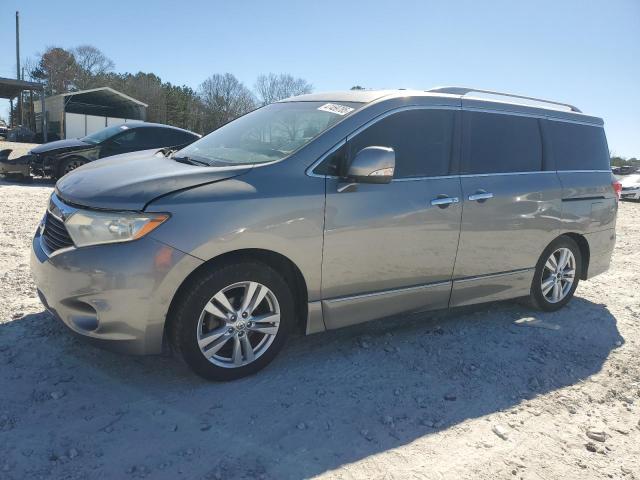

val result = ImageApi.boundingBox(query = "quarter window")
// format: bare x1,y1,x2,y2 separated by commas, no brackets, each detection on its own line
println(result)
348,109,455,178
312,143,347,176
464,112,542,174
547,121,609,171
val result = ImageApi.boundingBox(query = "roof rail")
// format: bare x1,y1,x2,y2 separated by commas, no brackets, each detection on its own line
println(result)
427,86,582,113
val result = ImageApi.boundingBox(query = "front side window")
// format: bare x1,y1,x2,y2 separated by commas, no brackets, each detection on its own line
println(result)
112,129,139,147
83,124,130,145
547,120,609,171
175,101,362,166
464,112,542,174
347,109,455,178
132,128,175,149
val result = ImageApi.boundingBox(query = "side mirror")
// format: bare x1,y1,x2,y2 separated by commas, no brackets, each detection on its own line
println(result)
346,146,395,184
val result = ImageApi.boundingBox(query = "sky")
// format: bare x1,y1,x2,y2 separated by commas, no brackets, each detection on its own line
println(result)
1,0,639,157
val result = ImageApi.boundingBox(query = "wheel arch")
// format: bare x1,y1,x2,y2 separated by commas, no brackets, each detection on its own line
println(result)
56,154,89,179
555,232,590,280
166,248,310,338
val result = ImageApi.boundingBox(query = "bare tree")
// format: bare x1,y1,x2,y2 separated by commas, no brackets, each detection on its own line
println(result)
73,45,115,89
255,73,313,105
30,47,79,95
199,73,256,131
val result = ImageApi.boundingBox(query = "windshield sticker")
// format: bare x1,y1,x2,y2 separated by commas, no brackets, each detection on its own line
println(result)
317,103,354,116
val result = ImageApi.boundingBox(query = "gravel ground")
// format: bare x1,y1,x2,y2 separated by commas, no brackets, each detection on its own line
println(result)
0,178,639,479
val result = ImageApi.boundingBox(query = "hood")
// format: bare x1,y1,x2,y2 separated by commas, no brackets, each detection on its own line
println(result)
31,138,91,154
56,150,252,210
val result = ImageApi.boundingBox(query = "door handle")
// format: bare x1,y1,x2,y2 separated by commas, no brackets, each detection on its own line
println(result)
430,196,459,207
468,191,494,202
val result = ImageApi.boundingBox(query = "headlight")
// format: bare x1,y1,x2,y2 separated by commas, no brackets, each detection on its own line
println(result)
65,210,169,247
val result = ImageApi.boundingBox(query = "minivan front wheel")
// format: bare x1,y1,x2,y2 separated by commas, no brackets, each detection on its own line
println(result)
529,236,582,311
169,261,294,381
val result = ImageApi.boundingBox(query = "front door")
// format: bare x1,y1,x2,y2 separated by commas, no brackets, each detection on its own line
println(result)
319,108,463,329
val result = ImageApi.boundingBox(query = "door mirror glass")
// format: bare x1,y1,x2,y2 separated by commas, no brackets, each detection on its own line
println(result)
347,146,395,184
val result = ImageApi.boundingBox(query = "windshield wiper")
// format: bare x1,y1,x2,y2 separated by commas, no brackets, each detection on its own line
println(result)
171,155,211,166
159,147,178,157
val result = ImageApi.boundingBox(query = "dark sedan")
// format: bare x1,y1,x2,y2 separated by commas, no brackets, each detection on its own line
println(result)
3,122,200,179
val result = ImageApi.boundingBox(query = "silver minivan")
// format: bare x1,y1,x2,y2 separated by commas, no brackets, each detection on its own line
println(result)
31,87,618,380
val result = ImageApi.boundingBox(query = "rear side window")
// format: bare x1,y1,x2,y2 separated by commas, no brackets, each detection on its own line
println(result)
347,109,455,178
130,128,195,149
464,112,542,174
547,121,609,171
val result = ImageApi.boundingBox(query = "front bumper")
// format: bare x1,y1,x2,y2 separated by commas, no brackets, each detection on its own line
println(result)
0,155,31,176
621,189,640,200
31,228,202,355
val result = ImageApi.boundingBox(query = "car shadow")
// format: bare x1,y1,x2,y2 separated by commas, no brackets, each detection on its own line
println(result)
0,296,622,479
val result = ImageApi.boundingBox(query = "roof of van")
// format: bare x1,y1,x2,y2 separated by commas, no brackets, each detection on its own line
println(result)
279,87,603,125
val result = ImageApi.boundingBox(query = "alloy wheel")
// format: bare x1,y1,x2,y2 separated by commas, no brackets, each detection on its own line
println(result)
196,281,281,368
64,160,85,174
541,247,576,303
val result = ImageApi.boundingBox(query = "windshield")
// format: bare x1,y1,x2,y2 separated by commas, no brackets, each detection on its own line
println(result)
175,101,362,166
82,124,131,144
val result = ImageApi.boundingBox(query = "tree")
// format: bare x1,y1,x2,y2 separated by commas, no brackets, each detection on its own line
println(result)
611,155,640,168
199,73,256,132
94,71,167,122
254,73,312,105
73,45,115,89
350,85,365,90
23,45,206,133
165,83,206,133
30,47,79,95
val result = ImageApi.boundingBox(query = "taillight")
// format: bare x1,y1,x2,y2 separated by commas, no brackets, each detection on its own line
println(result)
612,179,622,201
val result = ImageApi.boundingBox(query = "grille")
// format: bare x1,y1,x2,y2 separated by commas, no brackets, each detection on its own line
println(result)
42,212,74,252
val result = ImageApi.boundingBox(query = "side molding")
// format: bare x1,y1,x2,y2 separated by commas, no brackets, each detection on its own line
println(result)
449,268,534,307
321,282,451,330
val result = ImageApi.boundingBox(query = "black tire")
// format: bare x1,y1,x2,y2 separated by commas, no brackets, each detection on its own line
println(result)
529,235,582,311
58,157,87,178
169,261,294,381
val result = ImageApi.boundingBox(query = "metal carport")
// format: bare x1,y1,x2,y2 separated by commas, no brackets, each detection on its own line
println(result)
34,87,147,140
0,76,47,141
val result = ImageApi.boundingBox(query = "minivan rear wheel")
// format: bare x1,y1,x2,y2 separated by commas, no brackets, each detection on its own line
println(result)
529,236,582,311
169,261,294,381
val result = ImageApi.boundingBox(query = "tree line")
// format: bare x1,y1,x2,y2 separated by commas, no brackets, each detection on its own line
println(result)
611,156,639,168
22,45,313,134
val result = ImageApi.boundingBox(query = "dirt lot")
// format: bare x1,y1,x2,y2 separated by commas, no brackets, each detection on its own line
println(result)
0,178,639,479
